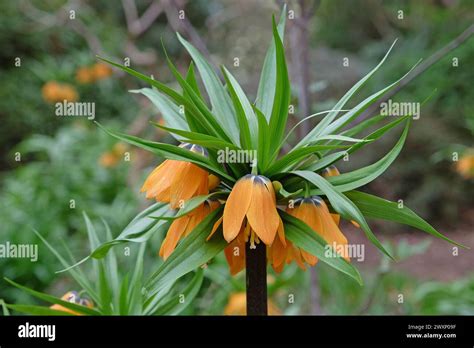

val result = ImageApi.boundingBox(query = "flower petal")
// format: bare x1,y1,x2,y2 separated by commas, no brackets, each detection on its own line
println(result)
223,175,254,242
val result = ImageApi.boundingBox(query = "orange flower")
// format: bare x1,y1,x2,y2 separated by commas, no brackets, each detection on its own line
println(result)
41,81,78,103
224,292,280,315
50,291,93,315
222,174,280,245
160,200,220,259
112,142,128,156
321,164,340,178
269,196,349,273
455,152,474,179
76,67,95,84
92,62,113,80
99,152,119,167
322,165,360,228
141,143,210,209
208,174,221,191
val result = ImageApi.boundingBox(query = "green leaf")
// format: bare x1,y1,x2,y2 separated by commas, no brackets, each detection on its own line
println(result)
131,88,189,139
151,121,239,152
0,299,10,316
177,33,239,144
279,109,350,149
5,304,72,316
102,220,120,307
292,171,395,260
296,39,398,148
32,229,98,303
322,60,421,136
97,56,207,134
119,274,130,315
253,105,270,172
256,4,287,120
145,207,226,297
83,213,113,314
185,62,204,100
326,120,410,192
304,115,410,173
310,134,372,144
345,191,467,248
281,211,362,285
90,203,170,259
266,144,350,177
128,243,146,315
153,270,204,315
4,278,101,316
95,122,235,182
222,67,255,149
164,52,233,142
268,16,291,161
151,192,227,221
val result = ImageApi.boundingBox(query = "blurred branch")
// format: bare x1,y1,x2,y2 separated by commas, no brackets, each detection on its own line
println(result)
162,0,212,59
288,1,322,313
288,0,319,140
357,23,474,121
122,0,164,38
20,0,104,55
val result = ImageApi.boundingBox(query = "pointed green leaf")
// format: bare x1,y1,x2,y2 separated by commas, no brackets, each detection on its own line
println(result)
4,278,100,316
222,66,256,149
145,207,226,297
177,33,239,144
326,120,410,192
256,4,287,120
268,16,291,161
292,171,395,260
131,88,189,139
95,122,235,182
345,191,467,248
153,269,204,315
297,39,398,148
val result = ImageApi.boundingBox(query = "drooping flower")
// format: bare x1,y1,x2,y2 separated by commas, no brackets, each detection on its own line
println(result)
160,200,220,259
269,196,350,273
321,165,360,228
49,291,93,315
141,143,210,209
222,174,280,246
321,164,340,178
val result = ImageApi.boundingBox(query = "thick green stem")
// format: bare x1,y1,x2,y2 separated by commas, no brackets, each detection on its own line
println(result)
245,241,268,316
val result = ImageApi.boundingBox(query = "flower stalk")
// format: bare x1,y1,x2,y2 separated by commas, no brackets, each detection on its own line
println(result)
245,241,268,316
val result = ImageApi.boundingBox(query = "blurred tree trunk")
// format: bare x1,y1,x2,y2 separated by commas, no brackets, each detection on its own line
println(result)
287,0,323,315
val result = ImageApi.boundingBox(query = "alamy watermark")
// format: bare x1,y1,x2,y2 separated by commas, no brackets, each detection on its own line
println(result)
324,242,365,262
55,100,95,120
0,242,38,262
217,147,257,166
380,99,420,120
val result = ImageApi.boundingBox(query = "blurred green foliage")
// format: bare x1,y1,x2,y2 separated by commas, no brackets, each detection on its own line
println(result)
0,124,138,303
0,0,472,314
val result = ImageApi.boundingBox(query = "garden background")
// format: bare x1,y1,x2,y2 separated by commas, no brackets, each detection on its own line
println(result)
0,0,473,315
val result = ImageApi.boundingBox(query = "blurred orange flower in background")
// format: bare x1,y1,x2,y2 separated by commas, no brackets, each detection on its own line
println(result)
224,292,280,315
455,151,474,179
98,142,129,168
76,62,113,84
41,81,78,103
